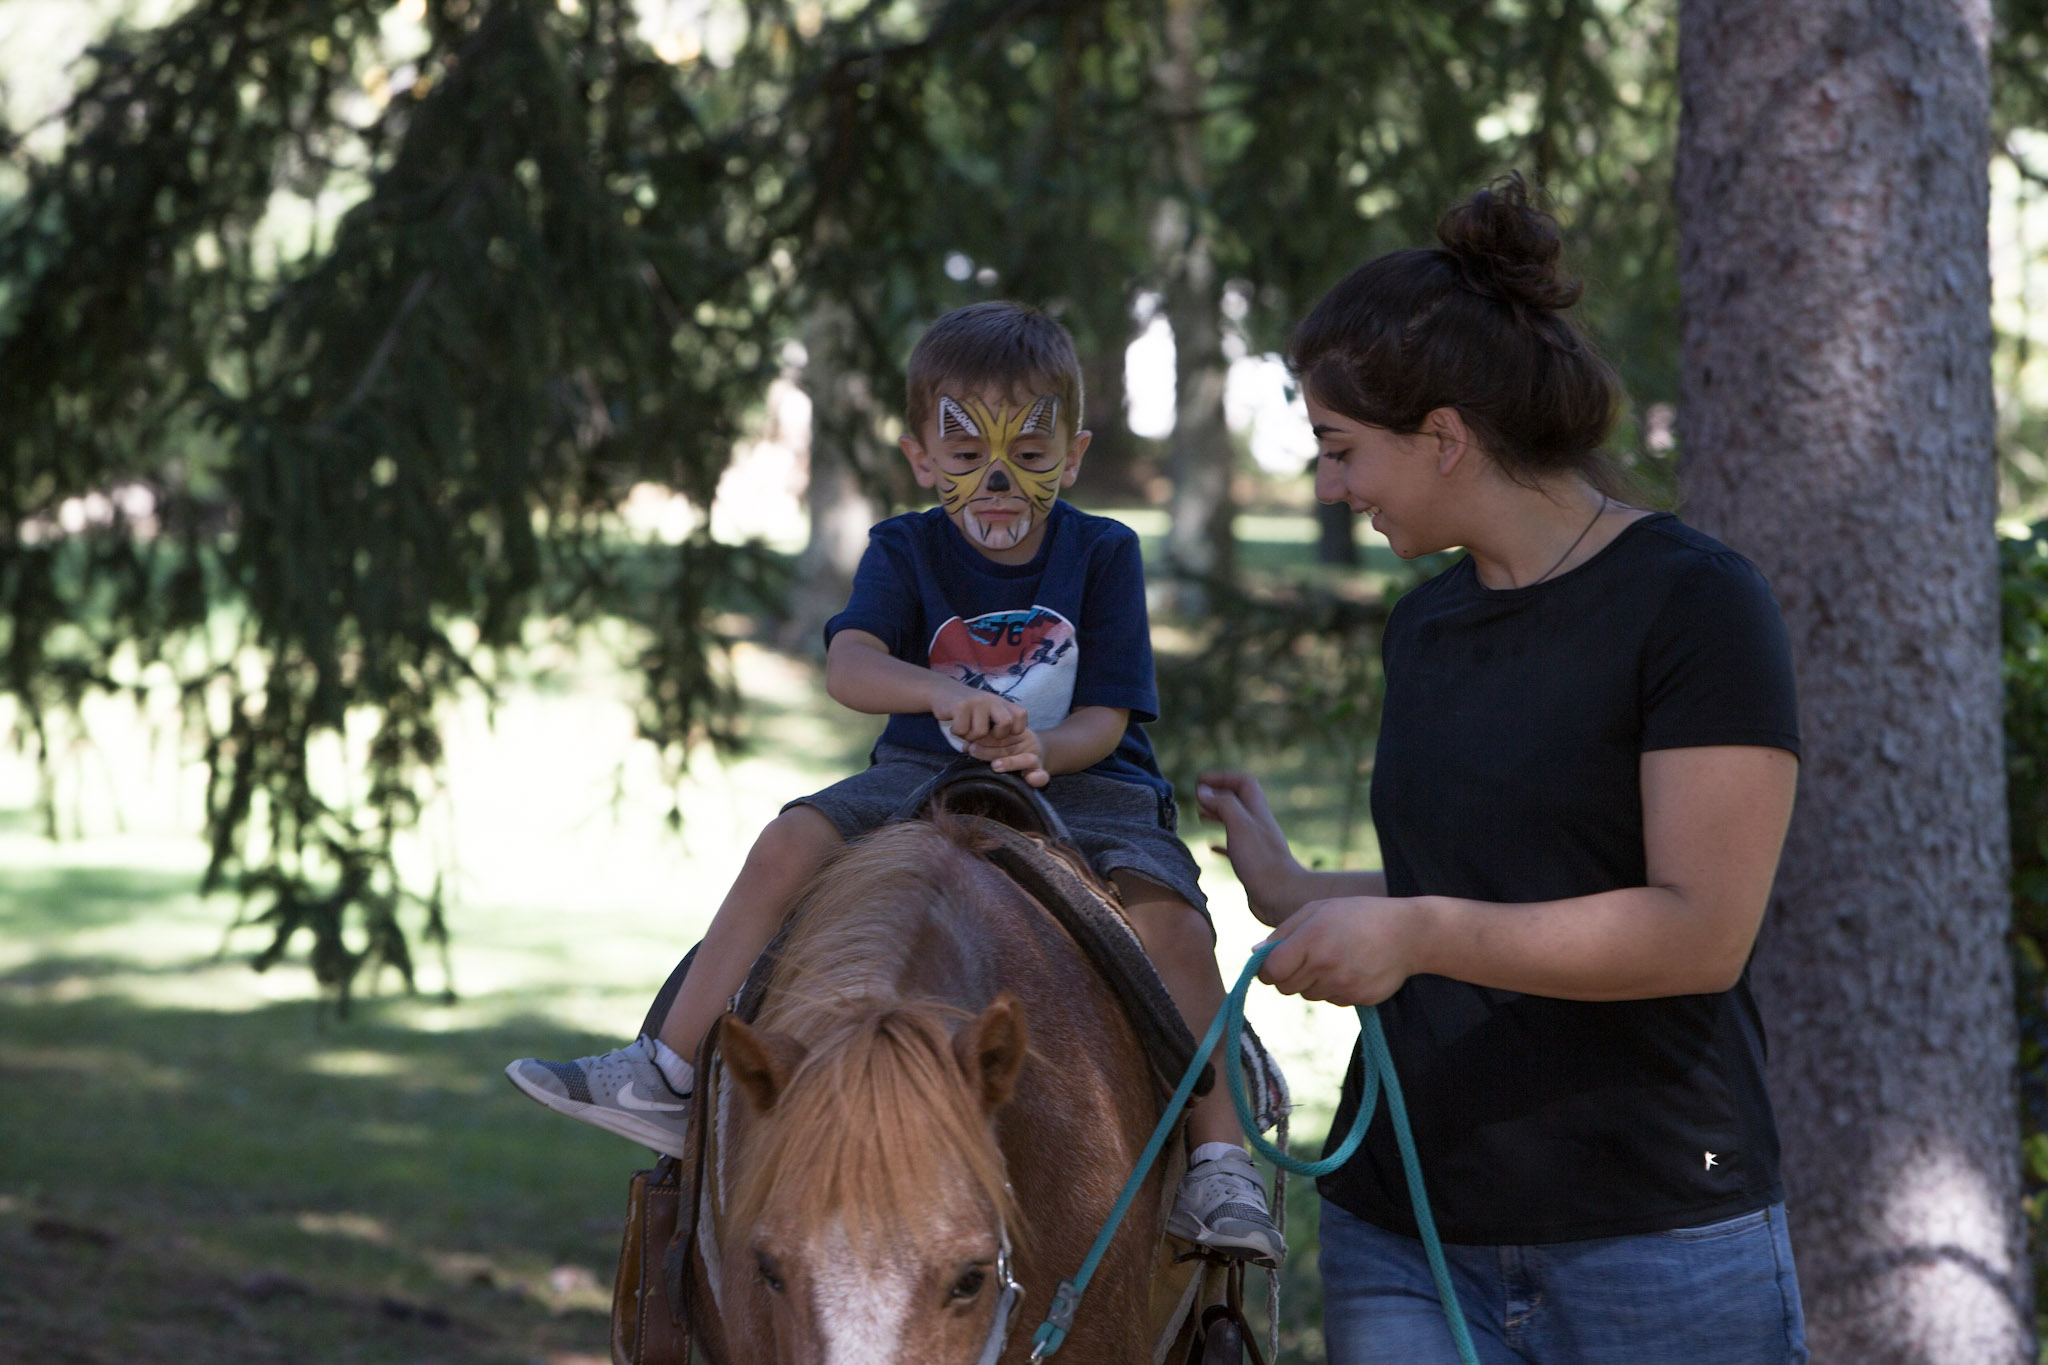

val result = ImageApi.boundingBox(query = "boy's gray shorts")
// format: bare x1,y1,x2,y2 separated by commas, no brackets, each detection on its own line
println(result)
784,741,1209,925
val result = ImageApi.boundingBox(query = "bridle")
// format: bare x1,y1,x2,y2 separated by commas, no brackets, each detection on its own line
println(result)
679,1024,1028,1365
971,1225,1025,1365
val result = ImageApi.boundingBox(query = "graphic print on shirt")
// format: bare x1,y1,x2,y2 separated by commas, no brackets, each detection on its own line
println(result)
928,607,1078,752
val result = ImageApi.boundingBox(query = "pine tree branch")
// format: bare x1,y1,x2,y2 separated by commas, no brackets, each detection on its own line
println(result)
326,269,438,425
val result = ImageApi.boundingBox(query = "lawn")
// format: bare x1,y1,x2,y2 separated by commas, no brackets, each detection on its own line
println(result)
0,573,1378,1364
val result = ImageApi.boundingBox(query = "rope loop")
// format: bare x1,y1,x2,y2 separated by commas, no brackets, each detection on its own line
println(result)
1025,942,1480,1365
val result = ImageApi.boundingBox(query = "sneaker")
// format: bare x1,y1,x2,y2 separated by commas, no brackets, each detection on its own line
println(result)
1166,1149,1286,1267
504,1036,693,1157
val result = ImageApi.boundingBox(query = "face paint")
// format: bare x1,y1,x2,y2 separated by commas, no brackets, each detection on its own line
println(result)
932,394,1064,551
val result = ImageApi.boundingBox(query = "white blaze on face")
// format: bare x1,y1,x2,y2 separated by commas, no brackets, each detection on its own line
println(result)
808,1223,915,1365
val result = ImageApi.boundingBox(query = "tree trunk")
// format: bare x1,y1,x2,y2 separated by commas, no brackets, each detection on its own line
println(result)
1078,335,1147,503
1154,0,1234,585
1317,491,1359,567
781,298,881,656
1675,4,2029,1362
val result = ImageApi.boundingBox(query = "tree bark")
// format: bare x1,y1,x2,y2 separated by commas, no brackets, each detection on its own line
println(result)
1676,3,2029,1362
1154,0,1235,585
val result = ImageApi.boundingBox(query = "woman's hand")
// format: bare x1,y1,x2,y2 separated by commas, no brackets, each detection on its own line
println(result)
1258,897,1430,1007
1196,771,1309,926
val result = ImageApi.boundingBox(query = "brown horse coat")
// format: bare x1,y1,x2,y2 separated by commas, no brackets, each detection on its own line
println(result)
682,816,1169,1365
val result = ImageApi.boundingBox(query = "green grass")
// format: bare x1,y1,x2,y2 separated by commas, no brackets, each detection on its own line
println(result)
0,552,1376,1363
0,809,657,1362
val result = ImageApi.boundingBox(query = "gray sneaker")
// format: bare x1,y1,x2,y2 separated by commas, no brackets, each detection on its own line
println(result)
1166,1149,1286,1267
504,1036,693,1157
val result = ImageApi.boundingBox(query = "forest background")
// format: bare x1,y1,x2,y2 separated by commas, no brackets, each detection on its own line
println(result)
5,0,2048,1362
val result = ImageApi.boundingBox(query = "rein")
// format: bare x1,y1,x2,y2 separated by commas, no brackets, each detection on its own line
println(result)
1025,943,1481,1365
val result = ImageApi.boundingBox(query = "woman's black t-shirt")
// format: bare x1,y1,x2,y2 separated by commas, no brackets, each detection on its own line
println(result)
1319,512,1801,1244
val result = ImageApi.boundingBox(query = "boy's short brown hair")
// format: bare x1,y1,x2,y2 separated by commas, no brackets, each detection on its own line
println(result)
905,301,1084,440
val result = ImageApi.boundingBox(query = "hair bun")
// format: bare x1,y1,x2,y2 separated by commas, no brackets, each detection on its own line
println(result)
1436,173,1583,313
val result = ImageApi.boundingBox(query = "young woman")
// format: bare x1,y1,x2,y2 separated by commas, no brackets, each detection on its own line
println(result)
1198,176,1809,1364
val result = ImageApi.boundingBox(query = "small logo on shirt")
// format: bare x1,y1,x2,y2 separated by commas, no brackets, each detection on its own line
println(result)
1703,1151,1719,1171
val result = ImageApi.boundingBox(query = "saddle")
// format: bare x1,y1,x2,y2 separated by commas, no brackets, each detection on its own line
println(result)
611,763,1292,1365
885,762,1290,1130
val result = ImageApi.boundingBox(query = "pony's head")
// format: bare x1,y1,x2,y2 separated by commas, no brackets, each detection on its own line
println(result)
716,993,1028,1365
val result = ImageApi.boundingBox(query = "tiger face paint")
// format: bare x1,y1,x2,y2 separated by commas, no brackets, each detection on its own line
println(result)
928,394,1067,553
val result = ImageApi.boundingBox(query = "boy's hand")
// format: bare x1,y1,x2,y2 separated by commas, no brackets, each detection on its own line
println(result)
933,687,1028,746
968,727,1050,788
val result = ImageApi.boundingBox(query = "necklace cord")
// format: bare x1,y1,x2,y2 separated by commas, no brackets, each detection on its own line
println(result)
1525,493,1608,587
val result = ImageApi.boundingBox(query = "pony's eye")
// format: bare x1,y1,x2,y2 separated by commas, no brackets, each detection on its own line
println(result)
755,1252,785,1294
949,1266,987,1301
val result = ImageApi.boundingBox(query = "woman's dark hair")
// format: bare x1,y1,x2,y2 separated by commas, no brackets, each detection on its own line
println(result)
1288,173,1625,490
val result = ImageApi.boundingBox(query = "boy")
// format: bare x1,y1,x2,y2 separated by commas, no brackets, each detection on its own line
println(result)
506,301,1281,1265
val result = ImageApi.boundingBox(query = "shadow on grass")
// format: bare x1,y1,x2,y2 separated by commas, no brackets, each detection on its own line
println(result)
0,864,213,937
1,980,1341,1365
0,983,652,1365
0,692,1344,1363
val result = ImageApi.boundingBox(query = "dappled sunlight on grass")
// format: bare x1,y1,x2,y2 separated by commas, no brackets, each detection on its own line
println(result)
1,627,1368,1089
3,610,1373,1361
0,976,665,1360
0,1041,190,1090
303,1048,413,1079
294,1211,392,1245
351,1121,435,1147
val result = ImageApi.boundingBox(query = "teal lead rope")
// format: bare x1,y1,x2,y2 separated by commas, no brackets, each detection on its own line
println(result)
1026,942,1480,1365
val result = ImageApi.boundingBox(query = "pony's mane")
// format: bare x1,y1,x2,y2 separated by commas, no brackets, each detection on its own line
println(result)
729,1005,1020,1249
760,816,994,1028
733,817,1020,1248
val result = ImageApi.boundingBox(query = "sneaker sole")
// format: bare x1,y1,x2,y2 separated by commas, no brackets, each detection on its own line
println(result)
503,1063,691,1158
1165,1210,1286,1268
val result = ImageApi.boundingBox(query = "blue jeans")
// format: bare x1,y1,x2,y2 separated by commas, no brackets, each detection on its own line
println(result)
1318,1198,1809,1365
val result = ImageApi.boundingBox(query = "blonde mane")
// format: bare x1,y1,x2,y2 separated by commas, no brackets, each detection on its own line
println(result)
732,819,1021,1247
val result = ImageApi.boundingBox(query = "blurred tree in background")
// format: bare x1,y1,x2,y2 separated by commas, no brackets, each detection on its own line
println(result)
2,0,790,1001
0,0,1699,1002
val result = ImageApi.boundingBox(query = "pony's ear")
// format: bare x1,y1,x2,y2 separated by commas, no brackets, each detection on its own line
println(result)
720,1015,807,1113
955,992,1029,1112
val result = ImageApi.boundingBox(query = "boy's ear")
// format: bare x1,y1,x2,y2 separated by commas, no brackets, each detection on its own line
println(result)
1060,428,1092,487
900,433,939,489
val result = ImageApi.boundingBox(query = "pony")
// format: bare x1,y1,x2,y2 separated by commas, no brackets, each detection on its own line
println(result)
678,812,1172,1365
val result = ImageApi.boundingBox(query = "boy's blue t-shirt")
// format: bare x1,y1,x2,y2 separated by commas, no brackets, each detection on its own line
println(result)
823,500,1173,803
